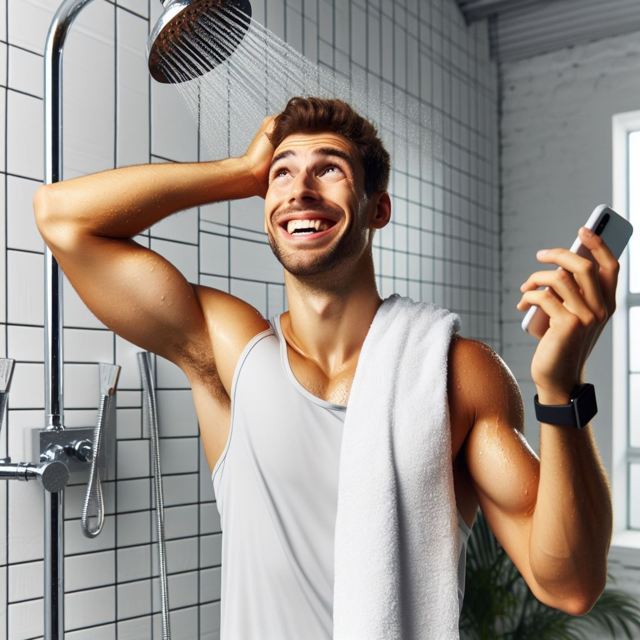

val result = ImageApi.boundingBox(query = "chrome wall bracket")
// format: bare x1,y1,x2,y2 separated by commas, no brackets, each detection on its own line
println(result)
31,421,116,481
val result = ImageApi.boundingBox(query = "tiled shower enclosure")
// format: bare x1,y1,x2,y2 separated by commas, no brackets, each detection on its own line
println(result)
0,0,499,638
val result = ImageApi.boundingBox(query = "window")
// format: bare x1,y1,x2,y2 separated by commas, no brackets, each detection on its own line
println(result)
612,112,640,543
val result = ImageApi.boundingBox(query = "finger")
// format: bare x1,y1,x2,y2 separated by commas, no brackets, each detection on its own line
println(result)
516,288,577,328
577,226,620,313
520,269,597,325
262,115,276,130
535,248,607,321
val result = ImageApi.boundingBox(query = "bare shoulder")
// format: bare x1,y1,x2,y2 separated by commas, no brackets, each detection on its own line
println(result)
448,335,525,455
186,284,271,397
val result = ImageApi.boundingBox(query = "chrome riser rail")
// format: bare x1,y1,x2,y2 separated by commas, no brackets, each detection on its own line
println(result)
43,2,96,638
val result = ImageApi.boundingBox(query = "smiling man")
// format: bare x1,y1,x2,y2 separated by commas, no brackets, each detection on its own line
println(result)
34,97,615,639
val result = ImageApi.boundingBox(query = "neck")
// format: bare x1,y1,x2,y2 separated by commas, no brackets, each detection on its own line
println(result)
281,253,383,376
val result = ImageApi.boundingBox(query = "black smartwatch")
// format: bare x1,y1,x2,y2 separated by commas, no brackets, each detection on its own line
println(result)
534,383,598,429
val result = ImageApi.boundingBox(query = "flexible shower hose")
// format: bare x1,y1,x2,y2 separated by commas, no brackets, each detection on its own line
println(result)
81,393,108,537
138,351,172,640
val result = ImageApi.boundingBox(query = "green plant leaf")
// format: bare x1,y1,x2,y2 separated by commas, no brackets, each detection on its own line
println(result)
570,589,640,639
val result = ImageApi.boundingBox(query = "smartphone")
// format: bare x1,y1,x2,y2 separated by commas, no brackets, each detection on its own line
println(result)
521,204,634,336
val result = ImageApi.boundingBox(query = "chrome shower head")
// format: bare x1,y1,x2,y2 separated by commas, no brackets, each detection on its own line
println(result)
148,0,252,84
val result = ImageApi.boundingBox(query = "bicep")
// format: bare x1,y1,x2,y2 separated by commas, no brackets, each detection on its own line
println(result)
43,228,211,369
461,342,543,587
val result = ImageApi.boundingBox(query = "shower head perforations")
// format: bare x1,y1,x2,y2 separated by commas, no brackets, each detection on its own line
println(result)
148,0,252,83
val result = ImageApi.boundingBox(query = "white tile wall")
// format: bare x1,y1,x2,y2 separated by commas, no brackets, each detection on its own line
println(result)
7,91,43,181
0,566,5,640
8,559,43,601
117,616,150,640
117,579,150,620
0,87,5,174
9,598,43,639
7,0,57,56
8,45,42,97
7,176,44,252
116,8,149,168
65,585,116,631
64,550,115,591
7,251,44,325
0,0,6,42
117,544,152,583
63,1,115,179
1,0,498,637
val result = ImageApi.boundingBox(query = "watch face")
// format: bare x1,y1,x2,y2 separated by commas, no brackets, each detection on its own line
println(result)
573,384,597,429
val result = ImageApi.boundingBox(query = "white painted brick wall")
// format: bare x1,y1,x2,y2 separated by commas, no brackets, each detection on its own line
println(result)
500,29,640,612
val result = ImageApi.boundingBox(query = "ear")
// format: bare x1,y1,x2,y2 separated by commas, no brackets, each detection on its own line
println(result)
369,192,391,229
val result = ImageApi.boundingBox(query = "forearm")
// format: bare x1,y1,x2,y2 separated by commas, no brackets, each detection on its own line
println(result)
529,388,612,608
34,156,259,240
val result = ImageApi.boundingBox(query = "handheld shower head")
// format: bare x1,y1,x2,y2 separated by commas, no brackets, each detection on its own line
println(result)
148,0,252,84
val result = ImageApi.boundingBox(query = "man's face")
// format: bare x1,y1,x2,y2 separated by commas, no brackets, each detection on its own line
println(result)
263,131,374,278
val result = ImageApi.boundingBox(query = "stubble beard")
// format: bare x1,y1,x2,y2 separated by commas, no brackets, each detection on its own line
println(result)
267,217,365,278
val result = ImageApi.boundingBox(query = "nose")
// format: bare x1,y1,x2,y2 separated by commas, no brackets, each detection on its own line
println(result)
288,168,319,204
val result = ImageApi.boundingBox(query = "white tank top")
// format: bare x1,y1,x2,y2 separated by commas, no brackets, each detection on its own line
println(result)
212,315,471,639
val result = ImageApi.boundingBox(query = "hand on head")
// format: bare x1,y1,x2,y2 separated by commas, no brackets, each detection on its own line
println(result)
242,115,277,198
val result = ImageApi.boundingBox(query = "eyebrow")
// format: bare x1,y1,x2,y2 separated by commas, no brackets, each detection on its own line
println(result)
270,147,356,173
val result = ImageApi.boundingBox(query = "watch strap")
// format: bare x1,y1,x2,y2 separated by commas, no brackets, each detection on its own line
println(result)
534,383,597,429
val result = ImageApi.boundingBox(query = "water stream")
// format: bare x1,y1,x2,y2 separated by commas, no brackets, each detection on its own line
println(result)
158,4,440,170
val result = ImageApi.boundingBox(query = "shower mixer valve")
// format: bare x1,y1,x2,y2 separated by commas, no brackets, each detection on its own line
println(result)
0,359,70,492
0,358,104,493
0,358,119,498
31,364,120,495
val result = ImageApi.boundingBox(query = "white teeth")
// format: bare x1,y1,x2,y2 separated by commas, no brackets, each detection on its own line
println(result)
286,218,333,234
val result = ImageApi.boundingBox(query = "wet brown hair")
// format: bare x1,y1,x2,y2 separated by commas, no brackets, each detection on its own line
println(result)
268,96,390,197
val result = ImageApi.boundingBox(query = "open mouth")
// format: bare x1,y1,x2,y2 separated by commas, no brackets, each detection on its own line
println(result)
279,217,339,242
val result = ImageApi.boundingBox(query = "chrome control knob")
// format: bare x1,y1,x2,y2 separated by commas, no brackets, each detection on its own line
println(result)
36,460,69,493
70,439,93,462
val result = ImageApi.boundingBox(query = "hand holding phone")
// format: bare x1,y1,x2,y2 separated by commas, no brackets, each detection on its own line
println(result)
521,204,634,336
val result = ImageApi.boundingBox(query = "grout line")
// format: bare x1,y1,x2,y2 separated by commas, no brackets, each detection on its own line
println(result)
4,0,9,636
226,54,231,298
391,1,397,293
146,1,154,635
113,3,120,636
495,16,505,356
418,0,424,302
195,54,202,640
106,0,147,21
1,171,42,183
1,86,42,101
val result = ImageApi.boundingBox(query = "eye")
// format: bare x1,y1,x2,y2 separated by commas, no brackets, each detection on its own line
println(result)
271,167,290,181
319,164,343,178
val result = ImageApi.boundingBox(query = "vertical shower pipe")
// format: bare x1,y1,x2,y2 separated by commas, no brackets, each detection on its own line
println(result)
43,1,96,638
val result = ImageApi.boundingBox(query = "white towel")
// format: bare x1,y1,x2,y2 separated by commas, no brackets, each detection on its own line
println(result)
332,293,462,640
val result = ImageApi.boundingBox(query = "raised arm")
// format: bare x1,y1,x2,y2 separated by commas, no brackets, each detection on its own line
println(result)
34,117,276,373
459,338,611,615
459,226,618,615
